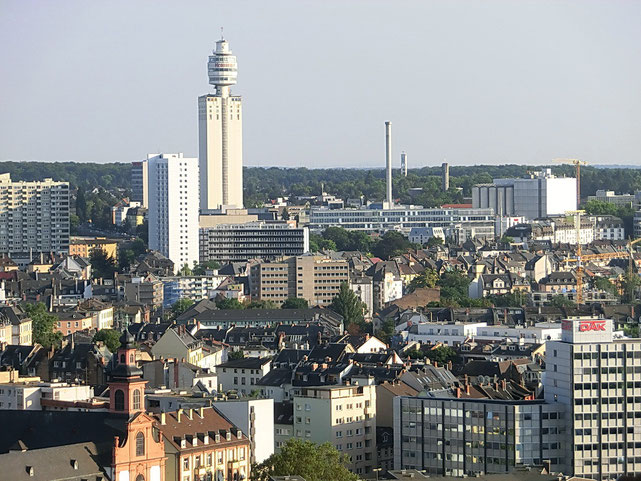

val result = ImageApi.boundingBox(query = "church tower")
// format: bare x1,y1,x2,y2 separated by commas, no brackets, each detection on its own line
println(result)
109,330,147,415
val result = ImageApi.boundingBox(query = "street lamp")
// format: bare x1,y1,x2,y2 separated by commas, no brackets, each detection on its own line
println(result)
373,467,382,481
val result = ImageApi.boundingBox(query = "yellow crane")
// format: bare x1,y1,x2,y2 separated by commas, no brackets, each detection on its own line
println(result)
562,210,633,304
553,158,588,207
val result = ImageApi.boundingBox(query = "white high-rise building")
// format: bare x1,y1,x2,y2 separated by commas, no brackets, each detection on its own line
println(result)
147,154,199,272
0,173,70,254
198,37,243,211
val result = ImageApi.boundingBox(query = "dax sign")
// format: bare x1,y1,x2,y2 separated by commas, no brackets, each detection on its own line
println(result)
578,320,607,332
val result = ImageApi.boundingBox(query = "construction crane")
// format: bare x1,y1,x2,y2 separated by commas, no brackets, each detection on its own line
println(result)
553,158,588,207
562,210,631,304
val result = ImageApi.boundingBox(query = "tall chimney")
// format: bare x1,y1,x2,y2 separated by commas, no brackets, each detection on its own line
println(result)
442,162,450,191
385,121,392,207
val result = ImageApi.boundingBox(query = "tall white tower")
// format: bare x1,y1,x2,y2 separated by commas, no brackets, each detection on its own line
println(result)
400,151,407,177
198,36,244,211
148,153,199,272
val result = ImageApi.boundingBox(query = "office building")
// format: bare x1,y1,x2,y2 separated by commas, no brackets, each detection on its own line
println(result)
148,153,199,272
199,37,243,211
309,205,495,240
587,189,639,208
546,318,641,480
249,255,349,306
472,169,576,220
131,159,149,208
292,384,377,476
199,221,309,263
393,395,567,476
0,173,69,255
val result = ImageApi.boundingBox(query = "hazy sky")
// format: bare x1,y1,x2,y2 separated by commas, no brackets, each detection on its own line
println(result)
1,1,640,168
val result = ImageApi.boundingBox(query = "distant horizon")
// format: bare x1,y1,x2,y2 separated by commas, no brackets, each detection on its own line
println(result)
1,1,639,167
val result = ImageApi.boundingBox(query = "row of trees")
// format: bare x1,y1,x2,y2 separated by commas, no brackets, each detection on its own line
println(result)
311,228,416,260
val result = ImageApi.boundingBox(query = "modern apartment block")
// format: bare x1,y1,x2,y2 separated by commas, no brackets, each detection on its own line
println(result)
546,318,641,480
249,255,349,306
0,173,70,254
131,159,149,208
291,384,377,476
148,153,199,272
309,205,495,240
199,37,243,211
199,221,309,263
393,396,568,476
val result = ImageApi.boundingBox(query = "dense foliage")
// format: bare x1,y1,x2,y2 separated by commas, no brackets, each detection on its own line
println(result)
23,302,63,349
329,282,368,333
93,329,122,352
250,439,357,481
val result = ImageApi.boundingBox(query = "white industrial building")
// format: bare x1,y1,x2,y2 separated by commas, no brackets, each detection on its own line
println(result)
148,153,199,273
0,174,70,255
472,169,576,220
199,37,243,211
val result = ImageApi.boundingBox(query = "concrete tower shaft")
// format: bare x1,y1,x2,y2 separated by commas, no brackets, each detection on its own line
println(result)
385,121,393,207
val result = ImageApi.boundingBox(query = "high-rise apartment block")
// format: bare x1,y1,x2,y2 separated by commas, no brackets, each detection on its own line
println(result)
249,255,349,306
131,159,149,207
147,154,199,272
199,221,309,263
199,38,243,211
0,173,69,254
546,318,641,480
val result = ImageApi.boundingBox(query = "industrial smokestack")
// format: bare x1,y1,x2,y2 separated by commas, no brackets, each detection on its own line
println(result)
401,151,407,177
442,162,449,192
385,121,392,207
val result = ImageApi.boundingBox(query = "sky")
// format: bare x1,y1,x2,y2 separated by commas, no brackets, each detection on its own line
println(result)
0,0,640,168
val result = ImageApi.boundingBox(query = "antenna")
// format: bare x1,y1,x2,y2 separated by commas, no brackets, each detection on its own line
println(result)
220,27,224,40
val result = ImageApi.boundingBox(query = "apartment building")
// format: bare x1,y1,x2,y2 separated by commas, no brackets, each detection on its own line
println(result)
131,159,149,208
393,395,568,476
153,407,251,481
0,173,70,254
545,318,641,480
0,382,93,410
249,255,349,306
199,221,309,263
69,236,119,259
215,357,272,396
291,384,377,477
162,275,227,307
124,275,164,307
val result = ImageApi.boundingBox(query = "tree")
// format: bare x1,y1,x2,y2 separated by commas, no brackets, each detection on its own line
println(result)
23,302,63,349
178,263,192,276
282,298,309,309
408,269,439,292
93,329,122,352
282,207,290,220
90,249,117,279
592,276,618,296
192,260,221,275
426,236,444,248
229,350,245,360
171,298,195,319
622,268,641,304
489,292,526,307
437,271,471,305
216,298,245,310
329,282,367,331
550,295,574,308
246,300,278,309
425,345,458,365
309,234,336,253
372,231,412,259
251,439,357,481
75,188,88,223
375,318,396,345
500,235,514,244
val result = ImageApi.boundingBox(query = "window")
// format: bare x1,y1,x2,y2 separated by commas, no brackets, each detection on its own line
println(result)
183,457,190,470
133,389,141,410
136,476,145,481
114,389,125,411
136,431,145,456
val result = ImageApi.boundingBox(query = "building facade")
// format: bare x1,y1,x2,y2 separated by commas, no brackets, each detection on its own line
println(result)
393,396,568,476
545,318,641,480
199,222,309,263
0,173,70,254
131,159,149,208
292,384,377,477
309,206,495,240
148,153,199,272
249,255,349,306
199,38,243,211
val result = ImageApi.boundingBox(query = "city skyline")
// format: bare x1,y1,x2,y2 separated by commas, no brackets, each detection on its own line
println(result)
1,1,640,168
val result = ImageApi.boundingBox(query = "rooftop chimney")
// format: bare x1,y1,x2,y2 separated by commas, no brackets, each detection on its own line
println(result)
385,121,392,207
